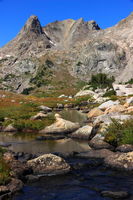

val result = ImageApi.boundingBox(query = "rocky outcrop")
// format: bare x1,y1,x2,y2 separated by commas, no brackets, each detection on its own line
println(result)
27,153,70,176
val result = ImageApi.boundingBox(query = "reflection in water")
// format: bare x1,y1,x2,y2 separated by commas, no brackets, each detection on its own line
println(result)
60,110,87,124
0,110,89,154
0,134,90,154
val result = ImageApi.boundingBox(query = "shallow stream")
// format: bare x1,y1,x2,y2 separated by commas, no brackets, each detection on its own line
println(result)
0,110,133,200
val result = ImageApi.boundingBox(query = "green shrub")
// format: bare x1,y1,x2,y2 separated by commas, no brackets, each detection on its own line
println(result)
74,95,92,105
0,158,10,185
103,89,116,97
13,115,55,131
89,73,115,90
125,78,133,84
105,119,133,146
0,147,10,185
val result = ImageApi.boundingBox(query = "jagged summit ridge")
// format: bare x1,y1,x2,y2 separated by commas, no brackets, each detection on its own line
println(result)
0,13,133,93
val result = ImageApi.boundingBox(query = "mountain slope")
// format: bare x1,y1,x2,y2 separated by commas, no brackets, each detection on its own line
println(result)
0,13,133,94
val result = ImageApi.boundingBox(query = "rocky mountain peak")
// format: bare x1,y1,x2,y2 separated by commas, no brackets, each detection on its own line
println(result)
19,15,43,36
0,13,133,93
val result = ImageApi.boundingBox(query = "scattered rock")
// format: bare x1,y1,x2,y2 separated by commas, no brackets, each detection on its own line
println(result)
113,84,133,96
126,96,133,104
27,153,70,176
0,142,11,147
7,178,23,193
64,103,74,108
76,149,114,159
71,125,93,140
87,107,104,118
116,144,133,153
126,106,133,113
104,104,125,114
3,124,17,133
94,113,133,125
38,105,52,113
36,135,66,140
30,112,47,120
0,186,9,195
56,103,64,109
26,174,40,183
98,100,120,111
101,190,129,199
75,90,95,97
3,152,31,178
39,114,80,135
89,138,114,150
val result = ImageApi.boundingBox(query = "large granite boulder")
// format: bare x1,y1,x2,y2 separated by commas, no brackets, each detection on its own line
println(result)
104,152,133,171
39,114,80,135
89,138,114,150
30,112,47,120
71,125,93,140
38,105,52,113
104,104,125,114
87,107,104,118
98,100,120,111
27,153,70,176
94,113,133,125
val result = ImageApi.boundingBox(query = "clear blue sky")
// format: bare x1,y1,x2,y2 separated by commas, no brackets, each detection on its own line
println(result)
0,0,132,47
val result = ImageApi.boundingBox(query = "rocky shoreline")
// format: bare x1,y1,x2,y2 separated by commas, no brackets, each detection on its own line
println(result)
0,145,133,199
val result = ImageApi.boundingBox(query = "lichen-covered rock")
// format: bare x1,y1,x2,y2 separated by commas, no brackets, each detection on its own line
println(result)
104,152,133,171
27,153,70,175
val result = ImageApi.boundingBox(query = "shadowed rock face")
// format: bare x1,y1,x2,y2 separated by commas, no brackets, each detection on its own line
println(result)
0,13,133,93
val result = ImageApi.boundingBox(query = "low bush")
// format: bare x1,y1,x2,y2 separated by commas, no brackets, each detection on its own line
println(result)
105,119,133,146
125,78,133,84
103,89,116,97
13,115,55,131
0,147,10,185
89,73,115,90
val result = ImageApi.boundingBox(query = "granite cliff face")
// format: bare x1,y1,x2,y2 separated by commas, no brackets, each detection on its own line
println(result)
0,13,133,93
